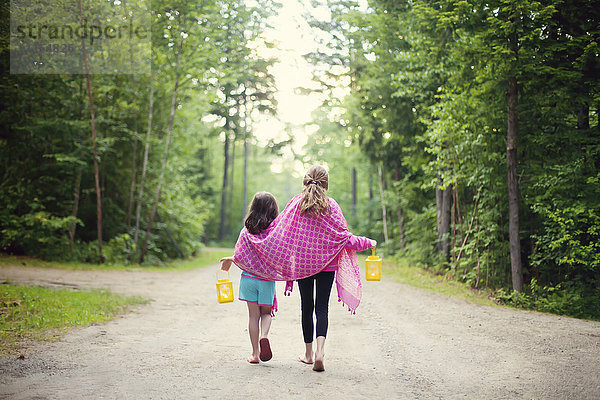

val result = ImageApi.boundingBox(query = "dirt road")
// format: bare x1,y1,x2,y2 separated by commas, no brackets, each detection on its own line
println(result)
1,262,599,399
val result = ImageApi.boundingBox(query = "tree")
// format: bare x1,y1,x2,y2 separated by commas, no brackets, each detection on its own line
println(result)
140,38,182,263
133,71,154,253
78,0,103,259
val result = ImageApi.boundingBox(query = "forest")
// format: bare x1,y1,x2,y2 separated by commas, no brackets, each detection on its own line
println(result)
1,0,599,319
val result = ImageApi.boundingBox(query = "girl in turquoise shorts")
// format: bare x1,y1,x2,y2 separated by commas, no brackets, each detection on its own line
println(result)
220,192,278,364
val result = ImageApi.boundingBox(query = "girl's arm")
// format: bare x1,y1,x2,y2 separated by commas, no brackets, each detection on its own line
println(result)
346,235,377,252
220,256,235,271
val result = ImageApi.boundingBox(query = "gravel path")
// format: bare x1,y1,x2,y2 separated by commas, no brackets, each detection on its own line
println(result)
1,262,599,399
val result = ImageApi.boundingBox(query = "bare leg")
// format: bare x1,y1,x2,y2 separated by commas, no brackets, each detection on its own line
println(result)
313,336,326,371
259,306,272,339
299,342,313,364
247,302,260,363
258,305,273,362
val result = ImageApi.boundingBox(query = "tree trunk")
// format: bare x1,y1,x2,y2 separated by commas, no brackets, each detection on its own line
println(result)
377,162,389,244
485,247,490,289
100,151,106,211
69,80,85,252
577,101,589,130
507,75,523,292
133,69,154,252
368,170,373,223
436,185,443,235
393,163,405,249
125,0,139,229
140,43,181,263
78,0,102,259
436,184,451,260
475,214,481,288
68,169,82,251
352,167,357,217
228,135,235,224
452,185,457,261
219,131,230,241
396,206,405,250
127,117,138,228
242,94,249,220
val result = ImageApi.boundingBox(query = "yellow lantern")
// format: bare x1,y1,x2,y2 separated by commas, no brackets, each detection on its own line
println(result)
365,247,382,281
216,270,234,303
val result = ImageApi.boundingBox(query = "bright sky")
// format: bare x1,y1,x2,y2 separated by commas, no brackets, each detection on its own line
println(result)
250,0,329,151
243,0,366,175
206,0,369,173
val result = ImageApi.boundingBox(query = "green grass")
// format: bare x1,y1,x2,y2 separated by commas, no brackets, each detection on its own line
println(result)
385,257,499,307
0,248,233,272
0,283,147,354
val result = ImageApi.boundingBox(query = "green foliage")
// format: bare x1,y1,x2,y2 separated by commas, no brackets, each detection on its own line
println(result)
532,205,600,273
496,278,600,321
103,234,136,265
0,0,278,264
307,0,600,319
401,204,443,268
0,207,79,259
70,240,104,264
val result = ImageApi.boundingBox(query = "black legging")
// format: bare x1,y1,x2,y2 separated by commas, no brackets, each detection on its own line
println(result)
297,270,335,344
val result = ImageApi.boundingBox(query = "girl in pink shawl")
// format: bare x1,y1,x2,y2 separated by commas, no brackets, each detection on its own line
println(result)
291,165,376,372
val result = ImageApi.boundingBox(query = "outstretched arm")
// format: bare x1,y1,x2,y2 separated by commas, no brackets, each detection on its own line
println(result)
346,235,377,252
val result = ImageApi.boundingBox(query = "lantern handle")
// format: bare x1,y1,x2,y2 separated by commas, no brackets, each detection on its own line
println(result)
216,269,230,281
371,246,376,256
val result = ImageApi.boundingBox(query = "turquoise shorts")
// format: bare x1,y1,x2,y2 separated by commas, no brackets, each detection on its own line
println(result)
239,272,275,307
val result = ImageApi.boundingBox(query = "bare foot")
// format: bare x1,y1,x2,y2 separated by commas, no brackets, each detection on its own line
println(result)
313,352,324,372
298,355,313,364
247,355,260,364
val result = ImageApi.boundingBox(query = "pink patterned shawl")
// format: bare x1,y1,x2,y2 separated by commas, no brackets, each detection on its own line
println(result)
233,194,362,313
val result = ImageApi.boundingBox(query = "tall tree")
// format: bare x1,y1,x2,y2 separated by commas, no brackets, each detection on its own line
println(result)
219,126,231,241
78,0,103,258
506,73,522,291
124,0,140,229
140,40,181,263
133,71,154,253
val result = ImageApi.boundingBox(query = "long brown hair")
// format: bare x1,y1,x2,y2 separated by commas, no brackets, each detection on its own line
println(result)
245,192,279,234
300,165,330,216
